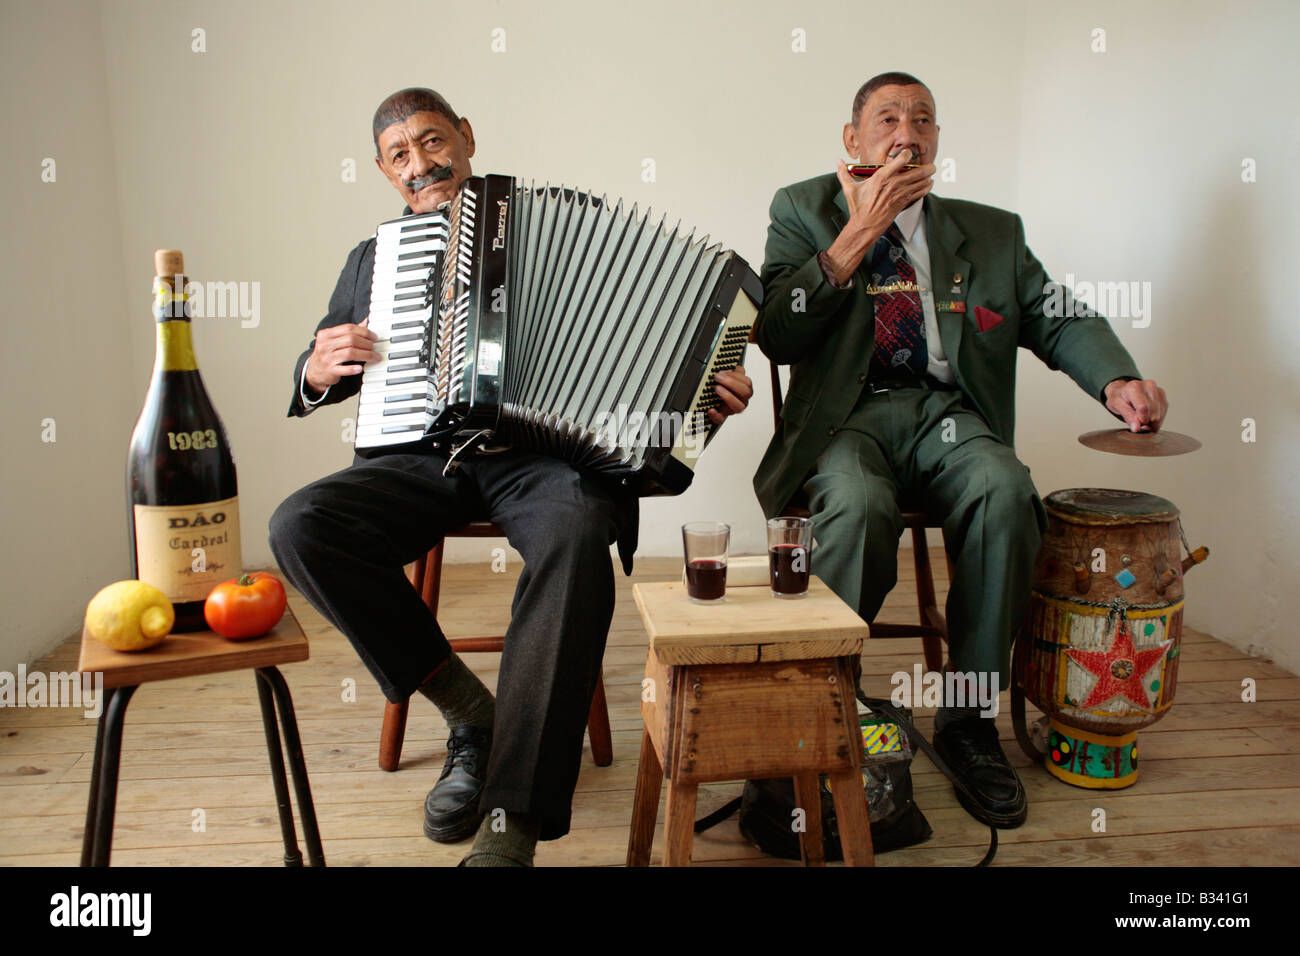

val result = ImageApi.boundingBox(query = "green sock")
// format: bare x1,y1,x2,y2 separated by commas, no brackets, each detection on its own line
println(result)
462,811,540,867
416,652,495,730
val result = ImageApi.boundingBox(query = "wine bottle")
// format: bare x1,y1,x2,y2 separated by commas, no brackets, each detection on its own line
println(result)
126,250,241,632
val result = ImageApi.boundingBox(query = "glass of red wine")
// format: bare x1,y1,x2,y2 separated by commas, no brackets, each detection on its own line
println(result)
767,517,813,599
682,521,730,604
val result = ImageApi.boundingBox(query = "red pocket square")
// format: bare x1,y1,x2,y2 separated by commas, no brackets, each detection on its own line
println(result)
974,306,1006,333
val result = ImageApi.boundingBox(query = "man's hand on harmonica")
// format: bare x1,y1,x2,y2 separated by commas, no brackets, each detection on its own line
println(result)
836,150,935,230
823,152,934,286
709,366,753,425
304,318,381,392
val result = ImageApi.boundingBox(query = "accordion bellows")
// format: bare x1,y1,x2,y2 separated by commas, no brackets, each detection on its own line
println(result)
356,174,761,496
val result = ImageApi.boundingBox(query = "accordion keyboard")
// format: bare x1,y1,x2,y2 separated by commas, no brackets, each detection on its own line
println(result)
356,212,448,449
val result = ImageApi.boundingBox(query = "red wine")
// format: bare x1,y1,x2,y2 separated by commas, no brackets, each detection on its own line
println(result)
685,559,727,601
126,250,241,631
769,543,810,596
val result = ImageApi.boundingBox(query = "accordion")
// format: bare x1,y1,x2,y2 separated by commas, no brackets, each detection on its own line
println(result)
355,174,761,496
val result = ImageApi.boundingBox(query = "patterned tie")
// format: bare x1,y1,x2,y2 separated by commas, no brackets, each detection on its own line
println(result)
867,222,928,379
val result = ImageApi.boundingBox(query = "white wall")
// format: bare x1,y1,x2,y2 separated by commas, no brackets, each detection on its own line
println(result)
3,0,1296,674
1012,0,1300,673
0,0,136,672
91,0,1028,571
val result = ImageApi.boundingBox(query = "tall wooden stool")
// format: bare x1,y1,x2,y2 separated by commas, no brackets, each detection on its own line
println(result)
77,607,323,867
626,578,872,867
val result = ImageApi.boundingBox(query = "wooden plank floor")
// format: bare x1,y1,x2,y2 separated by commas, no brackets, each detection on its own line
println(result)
3,552,1297,866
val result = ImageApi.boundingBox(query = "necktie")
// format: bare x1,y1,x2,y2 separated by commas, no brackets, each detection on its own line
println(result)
868,223,928,379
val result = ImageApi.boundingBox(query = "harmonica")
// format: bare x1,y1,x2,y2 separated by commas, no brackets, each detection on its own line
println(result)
846,163,922,178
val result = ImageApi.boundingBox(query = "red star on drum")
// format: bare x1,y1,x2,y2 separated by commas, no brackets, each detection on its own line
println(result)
1065,619,1173,712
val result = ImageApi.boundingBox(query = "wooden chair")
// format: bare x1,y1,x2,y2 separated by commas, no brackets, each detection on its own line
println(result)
377,521,614,771
767,360,951,672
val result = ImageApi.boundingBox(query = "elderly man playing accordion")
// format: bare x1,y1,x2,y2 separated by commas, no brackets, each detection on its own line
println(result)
270,87,754,866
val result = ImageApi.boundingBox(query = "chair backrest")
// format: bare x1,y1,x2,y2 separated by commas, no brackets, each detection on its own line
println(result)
768,358,783,430
751,322,785,430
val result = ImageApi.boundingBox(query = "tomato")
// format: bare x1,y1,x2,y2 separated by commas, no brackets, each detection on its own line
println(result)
204,572,287,639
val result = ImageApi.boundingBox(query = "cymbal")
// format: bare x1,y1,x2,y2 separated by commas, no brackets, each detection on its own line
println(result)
1078,428,1202,457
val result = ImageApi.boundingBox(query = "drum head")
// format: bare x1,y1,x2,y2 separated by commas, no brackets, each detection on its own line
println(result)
1079,428,1202,456
1045,488,1179,523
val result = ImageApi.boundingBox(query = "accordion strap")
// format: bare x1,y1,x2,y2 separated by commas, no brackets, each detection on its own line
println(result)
442,429,495,476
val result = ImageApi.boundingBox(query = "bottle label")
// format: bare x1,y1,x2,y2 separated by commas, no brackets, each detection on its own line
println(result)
134,496,241,603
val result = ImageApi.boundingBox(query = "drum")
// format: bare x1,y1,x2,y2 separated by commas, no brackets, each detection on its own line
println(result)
1011,489,1209,789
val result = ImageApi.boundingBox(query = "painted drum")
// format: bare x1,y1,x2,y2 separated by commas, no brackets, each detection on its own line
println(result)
1011,489,1209,790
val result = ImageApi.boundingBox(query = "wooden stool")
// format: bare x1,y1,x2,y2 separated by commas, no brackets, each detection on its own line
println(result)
626,578,873,866
76,607,324,867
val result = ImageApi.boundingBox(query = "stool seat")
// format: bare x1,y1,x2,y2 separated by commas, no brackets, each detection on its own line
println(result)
632,579,863,665
78,615,308,687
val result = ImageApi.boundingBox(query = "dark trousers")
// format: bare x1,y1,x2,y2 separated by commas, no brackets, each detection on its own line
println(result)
268,448,631,840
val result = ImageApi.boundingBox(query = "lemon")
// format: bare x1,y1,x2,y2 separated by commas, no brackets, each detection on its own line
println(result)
85,581,175,652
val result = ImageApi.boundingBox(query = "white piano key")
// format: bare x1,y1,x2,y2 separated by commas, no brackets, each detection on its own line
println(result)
357,410,429,428
361,367,431,386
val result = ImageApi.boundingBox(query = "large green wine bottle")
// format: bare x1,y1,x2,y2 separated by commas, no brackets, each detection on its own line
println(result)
126,250,241,632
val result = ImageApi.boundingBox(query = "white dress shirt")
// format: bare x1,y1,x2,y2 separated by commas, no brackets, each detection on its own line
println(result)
300,365,329,410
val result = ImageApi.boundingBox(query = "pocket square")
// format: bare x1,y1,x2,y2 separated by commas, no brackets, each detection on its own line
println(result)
974,306,1006,333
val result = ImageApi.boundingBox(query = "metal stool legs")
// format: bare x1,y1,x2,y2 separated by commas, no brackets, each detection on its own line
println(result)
256,666,325,867
80,684,136,867
80,668,323,867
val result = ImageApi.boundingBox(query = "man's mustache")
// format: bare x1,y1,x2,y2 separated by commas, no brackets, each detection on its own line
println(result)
404,164,455,192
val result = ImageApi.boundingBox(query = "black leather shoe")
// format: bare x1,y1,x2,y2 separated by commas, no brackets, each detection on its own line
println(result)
932,717,1028,829
423,726,491,844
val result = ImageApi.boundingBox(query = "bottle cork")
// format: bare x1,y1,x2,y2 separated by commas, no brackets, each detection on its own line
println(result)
154,249,185,277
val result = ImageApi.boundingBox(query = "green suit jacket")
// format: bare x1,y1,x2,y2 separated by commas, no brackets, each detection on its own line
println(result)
752,173,1143,518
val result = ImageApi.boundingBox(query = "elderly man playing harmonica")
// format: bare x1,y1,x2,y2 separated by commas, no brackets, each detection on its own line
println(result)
270,87,753,866
752,72,1167,828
